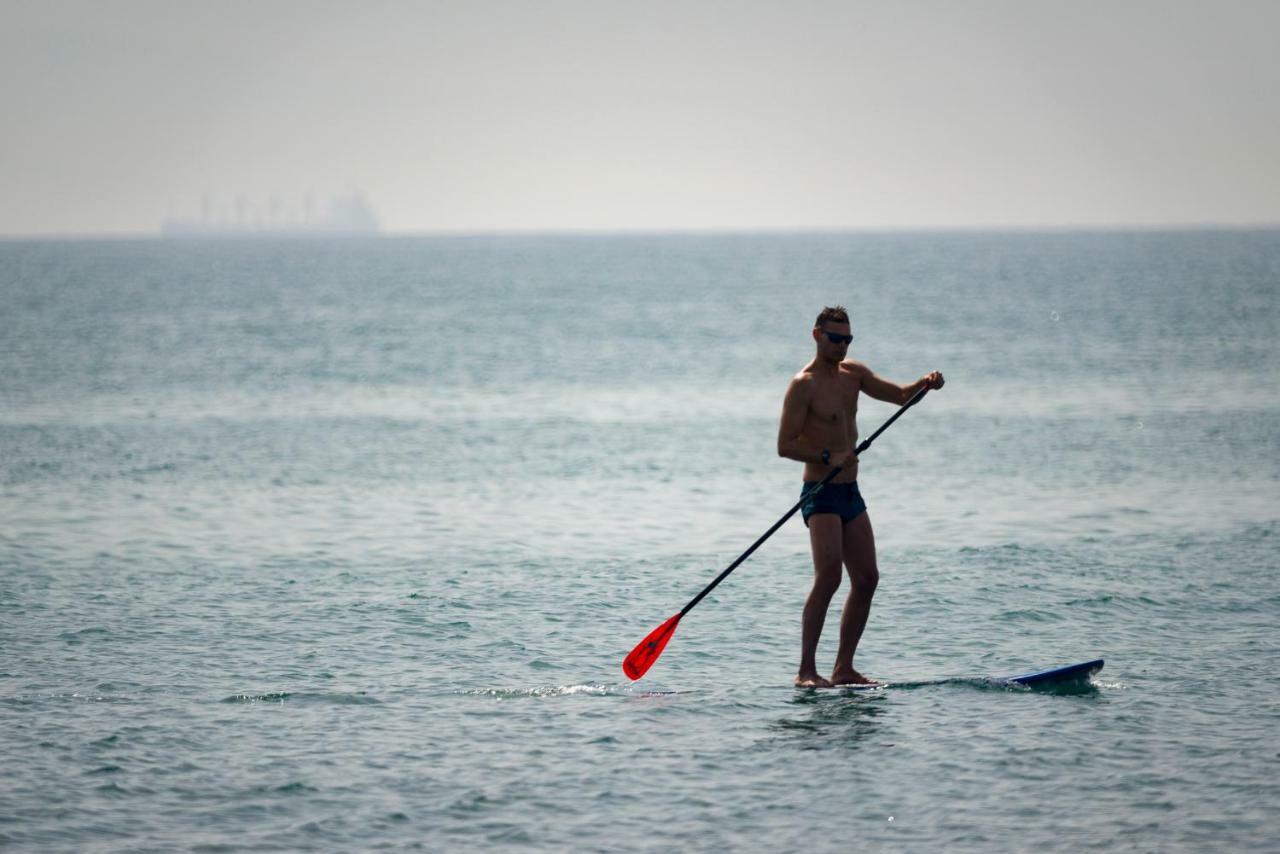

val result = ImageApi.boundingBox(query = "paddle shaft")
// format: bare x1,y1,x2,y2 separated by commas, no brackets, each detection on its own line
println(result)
677,385,930,617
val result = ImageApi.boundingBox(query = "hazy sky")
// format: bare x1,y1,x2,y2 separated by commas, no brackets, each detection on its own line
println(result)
3,1,1278,234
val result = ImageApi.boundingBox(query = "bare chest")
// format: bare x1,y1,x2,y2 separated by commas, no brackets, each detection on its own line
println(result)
806,376,859,428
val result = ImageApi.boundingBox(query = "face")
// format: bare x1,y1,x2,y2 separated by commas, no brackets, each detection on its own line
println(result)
813,321,852,360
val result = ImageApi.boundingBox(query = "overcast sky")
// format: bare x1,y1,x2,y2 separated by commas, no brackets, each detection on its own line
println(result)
2,0,1278,234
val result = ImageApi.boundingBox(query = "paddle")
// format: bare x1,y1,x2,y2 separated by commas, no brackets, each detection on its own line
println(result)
622,385,931,680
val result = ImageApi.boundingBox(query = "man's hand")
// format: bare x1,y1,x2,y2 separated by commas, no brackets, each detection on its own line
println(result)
922,370,945,390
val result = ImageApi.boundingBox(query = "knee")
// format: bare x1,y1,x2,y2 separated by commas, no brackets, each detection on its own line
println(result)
851,565,879,595
812,568,842,599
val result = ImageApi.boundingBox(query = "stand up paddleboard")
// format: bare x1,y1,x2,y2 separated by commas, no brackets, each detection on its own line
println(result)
1002,658,1103,687
814,658,1104,691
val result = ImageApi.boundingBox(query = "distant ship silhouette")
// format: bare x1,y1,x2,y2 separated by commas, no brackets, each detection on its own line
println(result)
162,192,380,236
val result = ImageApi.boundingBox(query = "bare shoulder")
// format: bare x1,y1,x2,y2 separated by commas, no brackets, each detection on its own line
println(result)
782,369,817,409
840,359,869,382
786,370,815,396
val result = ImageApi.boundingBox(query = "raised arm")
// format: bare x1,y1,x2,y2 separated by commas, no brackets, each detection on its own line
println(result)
777,375,824,464
855,362,945,405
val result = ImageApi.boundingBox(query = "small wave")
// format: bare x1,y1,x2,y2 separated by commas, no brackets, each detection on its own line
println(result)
249,781,318,795
58,627,109,643
993,608,1063,623
219,691,379,705
5,691,129,705
463,683,613,699
222,691,291,703
93,782,132,798
460,683,683,699
126,462,177,476
1061,592,1162,610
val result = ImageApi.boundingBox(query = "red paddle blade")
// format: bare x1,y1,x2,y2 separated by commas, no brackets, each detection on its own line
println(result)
622,613,682,680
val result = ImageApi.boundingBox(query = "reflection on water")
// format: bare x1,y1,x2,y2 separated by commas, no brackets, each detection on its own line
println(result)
886,676,1105,697
764,675,1103,753
767,692,890,750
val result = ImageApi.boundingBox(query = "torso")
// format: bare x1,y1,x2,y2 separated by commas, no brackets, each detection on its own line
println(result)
796,359,861,483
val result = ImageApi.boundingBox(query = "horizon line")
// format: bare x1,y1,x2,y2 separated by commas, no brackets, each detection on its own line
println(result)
3,221,1280,241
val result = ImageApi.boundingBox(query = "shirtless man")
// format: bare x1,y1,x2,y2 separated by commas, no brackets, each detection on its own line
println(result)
777,306,944,688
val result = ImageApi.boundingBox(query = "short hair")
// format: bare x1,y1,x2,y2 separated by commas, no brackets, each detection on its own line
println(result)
815,305,849,328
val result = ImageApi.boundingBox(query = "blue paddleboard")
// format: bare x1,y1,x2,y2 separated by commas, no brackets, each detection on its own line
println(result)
1000,658,1104,686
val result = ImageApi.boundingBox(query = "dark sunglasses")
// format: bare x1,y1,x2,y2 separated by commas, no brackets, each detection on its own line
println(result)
822,331,853,345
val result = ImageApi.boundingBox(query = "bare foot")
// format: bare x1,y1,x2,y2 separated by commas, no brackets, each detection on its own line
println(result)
795,671,833,688
830,668,879,686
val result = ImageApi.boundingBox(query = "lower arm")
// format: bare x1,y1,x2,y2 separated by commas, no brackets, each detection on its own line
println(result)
778,440,825,465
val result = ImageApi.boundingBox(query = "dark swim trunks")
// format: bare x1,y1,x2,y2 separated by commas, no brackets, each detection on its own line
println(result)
800,480,867,527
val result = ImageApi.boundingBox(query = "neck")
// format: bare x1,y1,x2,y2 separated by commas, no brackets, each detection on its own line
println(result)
811,353,841,373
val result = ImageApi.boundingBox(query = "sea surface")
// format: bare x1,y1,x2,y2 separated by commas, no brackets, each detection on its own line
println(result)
2,231,1278,851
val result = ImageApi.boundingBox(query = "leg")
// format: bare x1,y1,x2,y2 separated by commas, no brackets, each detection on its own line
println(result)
796,514,843,688
831,512,880,685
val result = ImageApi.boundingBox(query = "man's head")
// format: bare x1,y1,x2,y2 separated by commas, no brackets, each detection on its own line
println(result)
813,305,852,362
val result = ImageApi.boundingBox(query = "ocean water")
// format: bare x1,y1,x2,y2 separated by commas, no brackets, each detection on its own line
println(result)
1,231,1277,851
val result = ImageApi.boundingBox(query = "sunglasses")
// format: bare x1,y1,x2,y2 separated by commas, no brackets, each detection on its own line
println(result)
822,331,853,345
